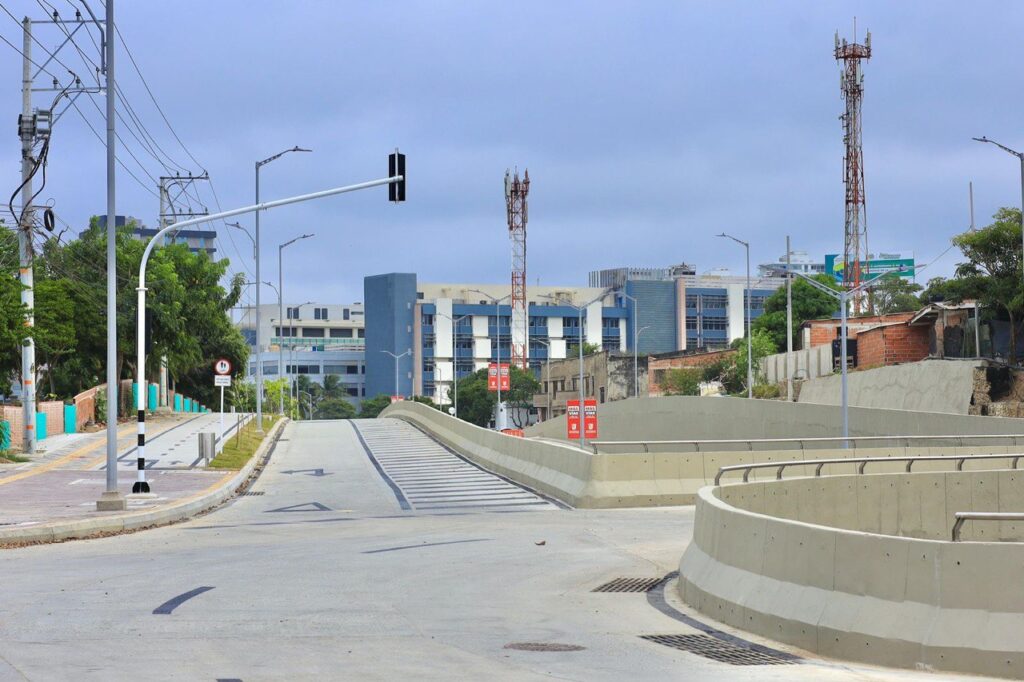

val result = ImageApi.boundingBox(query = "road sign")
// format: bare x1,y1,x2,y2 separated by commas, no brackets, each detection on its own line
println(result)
214,358,232,375
214,375,232,387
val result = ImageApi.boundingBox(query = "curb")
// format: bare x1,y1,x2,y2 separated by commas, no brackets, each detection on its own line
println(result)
0,417,288,546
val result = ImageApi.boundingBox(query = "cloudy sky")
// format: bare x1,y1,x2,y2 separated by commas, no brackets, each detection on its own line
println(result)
2,1,1023,307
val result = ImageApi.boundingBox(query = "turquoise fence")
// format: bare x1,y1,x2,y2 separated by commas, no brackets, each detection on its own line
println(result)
64,404,76,434
35,411,46,441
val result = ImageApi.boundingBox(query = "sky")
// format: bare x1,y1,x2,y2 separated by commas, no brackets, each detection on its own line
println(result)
2,1,1024,308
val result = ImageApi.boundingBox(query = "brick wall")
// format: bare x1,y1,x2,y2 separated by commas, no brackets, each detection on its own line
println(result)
40,400,64,436
804,312,917,348
856,324,930,368
73,386,97,430
648,349,736,396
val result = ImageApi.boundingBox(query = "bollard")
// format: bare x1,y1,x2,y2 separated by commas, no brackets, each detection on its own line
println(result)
198,432,216,465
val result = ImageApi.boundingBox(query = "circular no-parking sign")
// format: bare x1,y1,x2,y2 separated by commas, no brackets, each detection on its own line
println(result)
214,358,232,375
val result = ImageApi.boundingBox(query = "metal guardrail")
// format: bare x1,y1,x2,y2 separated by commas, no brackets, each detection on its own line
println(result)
713,453,1024,486
590,433,1024,454
952,512,1024,542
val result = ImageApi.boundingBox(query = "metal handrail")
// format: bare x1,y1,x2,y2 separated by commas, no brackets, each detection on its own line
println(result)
713,452,1023,486
590,433,1024,454
952,512,1024,542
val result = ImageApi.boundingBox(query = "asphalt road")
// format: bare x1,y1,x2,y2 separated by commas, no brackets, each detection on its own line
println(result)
0,419,989,681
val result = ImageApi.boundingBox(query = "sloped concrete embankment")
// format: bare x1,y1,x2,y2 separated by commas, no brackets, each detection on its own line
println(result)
679,471,1024,679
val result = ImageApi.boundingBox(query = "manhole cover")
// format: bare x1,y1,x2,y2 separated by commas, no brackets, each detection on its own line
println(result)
593,577,663,593
640,635,796,665
504,642,585,652
241,491,265,496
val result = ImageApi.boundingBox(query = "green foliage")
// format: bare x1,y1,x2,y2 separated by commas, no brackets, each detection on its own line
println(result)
453,365,541,428
661,368,702,396
262,378,294,416
567,341,601,357
752,383,781,399
231,381,256,413
753,274,839,352
952,208,1024,359
869,277,922,314
732,330,777,387
358,394,393,418
316,397,356,419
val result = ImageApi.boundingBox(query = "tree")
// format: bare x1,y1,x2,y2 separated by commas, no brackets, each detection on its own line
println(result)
317,397,356,419
359,394,392,418
567,341,600,357
753,274,840,352
952,208,1024,360
869,277,922,314
453,365,541,428
322,374,344,400
661,368,701,396
33,278,77,398
731,330,777,392
262,378,294,416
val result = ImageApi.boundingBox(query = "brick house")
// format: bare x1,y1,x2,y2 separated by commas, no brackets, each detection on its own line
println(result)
647,348,736,396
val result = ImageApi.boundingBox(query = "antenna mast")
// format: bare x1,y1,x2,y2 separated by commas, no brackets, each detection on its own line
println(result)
835,24,871,312
505,168,530,371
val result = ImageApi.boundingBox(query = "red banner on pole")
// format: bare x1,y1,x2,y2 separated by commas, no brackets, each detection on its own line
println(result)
583,398,598,439
487,363,511,392
566,400,581,439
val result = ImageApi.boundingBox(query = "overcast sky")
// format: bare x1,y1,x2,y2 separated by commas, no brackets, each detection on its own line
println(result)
2,1,1023,307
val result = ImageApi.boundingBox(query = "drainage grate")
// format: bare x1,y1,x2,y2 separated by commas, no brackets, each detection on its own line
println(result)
593,577,663,593
504,642,585,652
640,635,795,665
241,491,265,496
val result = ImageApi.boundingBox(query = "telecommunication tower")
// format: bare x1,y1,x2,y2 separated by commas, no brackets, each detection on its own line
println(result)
505,168,530,370
835,25,871,312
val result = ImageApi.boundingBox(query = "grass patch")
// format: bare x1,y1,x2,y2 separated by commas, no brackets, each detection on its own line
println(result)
208,415,280,469
0,452,29,463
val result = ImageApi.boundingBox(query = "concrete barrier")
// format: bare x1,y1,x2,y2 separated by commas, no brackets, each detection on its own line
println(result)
679,471,1024,679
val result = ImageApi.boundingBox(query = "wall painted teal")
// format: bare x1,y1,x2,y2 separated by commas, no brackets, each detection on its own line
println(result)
174,394,182,411
64,405,76,434
35,412,46,441
132,382,138,410
184,398,191,412
148,383,158,411
0,421,11,450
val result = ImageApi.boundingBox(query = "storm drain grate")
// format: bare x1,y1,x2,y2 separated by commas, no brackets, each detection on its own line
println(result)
504,642,586,652
241,491,265,496
640,635,795,665
592,577,664,593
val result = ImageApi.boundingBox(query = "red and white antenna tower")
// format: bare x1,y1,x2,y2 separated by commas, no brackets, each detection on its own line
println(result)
835,23,871,313
505,168,530,371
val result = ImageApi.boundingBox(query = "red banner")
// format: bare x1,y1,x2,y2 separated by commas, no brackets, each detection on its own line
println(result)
487,363,510,392
390,395,405,404
566,400,581,439
583,399,598,439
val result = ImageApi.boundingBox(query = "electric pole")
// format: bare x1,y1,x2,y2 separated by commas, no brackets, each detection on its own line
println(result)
18,17,37,455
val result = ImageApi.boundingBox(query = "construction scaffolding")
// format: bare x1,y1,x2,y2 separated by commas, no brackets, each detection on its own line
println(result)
505,168,530,370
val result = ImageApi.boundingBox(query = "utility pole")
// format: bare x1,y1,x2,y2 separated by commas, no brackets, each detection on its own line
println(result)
786,236,793,401
98,0,125,510
18,16,37,456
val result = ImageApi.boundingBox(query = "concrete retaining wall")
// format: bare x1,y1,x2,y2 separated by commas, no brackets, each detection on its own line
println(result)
760,344,832,384
680,473,1024,679
797,359,980,414
525,394,1024,446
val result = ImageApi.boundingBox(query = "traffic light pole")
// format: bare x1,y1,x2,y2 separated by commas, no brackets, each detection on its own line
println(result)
134,171,403,491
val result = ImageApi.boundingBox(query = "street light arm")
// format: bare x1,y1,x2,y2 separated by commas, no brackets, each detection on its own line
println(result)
717,232,749,248
257,146,313,168
973,136,1023,158
790,271,842,300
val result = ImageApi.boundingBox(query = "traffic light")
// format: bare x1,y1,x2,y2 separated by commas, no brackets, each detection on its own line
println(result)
388,149,406,202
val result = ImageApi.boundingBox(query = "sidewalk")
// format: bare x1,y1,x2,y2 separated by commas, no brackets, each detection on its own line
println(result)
0,411,262,539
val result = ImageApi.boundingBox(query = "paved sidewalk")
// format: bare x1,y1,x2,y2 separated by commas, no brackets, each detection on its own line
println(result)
0,412,254,530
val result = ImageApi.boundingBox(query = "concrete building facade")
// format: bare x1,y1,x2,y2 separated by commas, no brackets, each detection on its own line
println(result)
531,350,647,421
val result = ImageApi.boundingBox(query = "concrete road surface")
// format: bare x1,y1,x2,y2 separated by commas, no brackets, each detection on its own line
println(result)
0,419,992,681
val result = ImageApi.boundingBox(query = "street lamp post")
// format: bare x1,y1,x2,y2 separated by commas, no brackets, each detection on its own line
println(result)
469,290,511,429
263,280,280,412
790,269,905,444
635,326,651,397
381,350,411,397
278,234,314,415
972,136,1024,287
717,233,753,398
225,221,256,259
297,389,315,420
533,337,552,420
255,146,312,433
436,312,470,418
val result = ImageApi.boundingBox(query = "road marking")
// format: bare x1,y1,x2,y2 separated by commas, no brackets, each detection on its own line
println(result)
153,586,215,615
265,502,332,513
363,538,492,554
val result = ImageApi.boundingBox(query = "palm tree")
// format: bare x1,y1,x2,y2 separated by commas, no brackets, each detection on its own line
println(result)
323,374,344,400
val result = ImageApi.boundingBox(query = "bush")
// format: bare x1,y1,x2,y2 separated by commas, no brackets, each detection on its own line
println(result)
752,383,781,399
661,368,702,396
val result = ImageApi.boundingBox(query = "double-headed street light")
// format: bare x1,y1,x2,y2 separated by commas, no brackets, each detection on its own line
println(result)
255,146,312,433
717,232,753,398
381,350,411,398
469,290,511,429
972,136,1024,286
278,234,315,414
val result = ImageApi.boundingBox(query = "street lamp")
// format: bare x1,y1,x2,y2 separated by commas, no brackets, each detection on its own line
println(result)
717,232,753,398
540,291,609,449
435,311,471,418
255,146,312,433
381,350,411,397
279,234,315,415
972,136,1024,286
532,337,552,420
618,291,643,397
790,269,906,444
225,221,255,259
297,389,315,420
469,290,511,429
635,326,651,397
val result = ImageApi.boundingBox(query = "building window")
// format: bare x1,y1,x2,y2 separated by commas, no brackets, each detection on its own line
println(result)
302,327,325,338
602,317,619,331
263,362,278,375
423,360,435,373
343,308,350,320
287,306,300,319
686,317,697,330
422,313,434,326
313,307,328,320
702,295,727,309
563,316,580,328
286,364,320,375
275,326,297,337
702,318,727,331
358,329,365,338
599,386,606,403
346,387,359,397
330,328,353,338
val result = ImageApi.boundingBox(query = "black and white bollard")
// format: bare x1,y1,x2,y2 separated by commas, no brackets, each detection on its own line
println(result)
132,410,150,493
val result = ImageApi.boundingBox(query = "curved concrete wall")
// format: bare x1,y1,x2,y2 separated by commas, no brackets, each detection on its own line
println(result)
680,473,1024,679
525,395,1024,447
